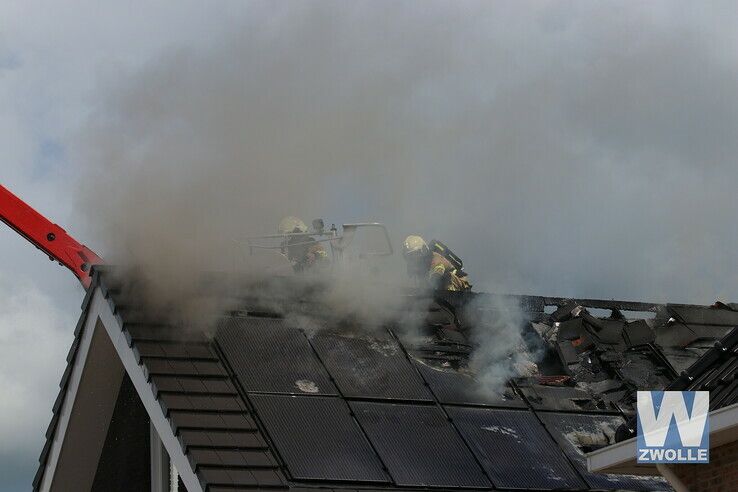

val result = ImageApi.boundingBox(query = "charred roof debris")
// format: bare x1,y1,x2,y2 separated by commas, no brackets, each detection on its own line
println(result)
35,265,738,491
515,298,738,416
614,324,738,443
666,324,738,410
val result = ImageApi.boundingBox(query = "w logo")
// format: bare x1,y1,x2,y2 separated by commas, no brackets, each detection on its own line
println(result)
637,391,709,463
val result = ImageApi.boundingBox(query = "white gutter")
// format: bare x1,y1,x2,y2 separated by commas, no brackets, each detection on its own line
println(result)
587,401,738,476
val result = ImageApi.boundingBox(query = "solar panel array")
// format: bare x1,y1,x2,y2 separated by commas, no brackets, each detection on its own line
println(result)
215,315,668,491
250,394,389,483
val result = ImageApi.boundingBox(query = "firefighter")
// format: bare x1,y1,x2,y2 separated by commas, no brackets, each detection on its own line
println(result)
278,216,329,272
402,235,471,291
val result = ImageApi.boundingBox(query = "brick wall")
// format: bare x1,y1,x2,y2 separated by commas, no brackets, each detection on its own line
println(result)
672,440,738,492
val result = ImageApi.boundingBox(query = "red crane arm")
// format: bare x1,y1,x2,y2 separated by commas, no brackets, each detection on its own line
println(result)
0,184,103,289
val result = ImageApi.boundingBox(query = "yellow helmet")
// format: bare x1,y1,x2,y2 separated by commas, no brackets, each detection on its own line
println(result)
403,235,429,257
279,216,308,235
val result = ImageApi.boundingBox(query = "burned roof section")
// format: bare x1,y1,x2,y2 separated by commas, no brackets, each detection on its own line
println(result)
37,267,737,491
527,298,738,416
665,325,738,411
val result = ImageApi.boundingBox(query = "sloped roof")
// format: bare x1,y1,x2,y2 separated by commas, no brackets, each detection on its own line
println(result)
36,267,738,491
666,325,738,410
588,325,738,477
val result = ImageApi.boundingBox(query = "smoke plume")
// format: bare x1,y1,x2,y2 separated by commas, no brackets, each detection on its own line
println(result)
467,296,543,394
70,1,738,387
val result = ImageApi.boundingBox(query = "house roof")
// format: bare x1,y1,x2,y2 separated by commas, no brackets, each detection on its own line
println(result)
36,266,738,491
665,324,738,410
587,400,738,477
588,325,738,477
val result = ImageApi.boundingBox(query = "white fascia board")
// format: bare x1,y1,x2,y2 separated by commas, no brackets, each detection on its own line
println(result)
39,287,203,492
586,437,644,474
705,401,738,448
587,402,738,474
94,288,204,492
38,290,100,491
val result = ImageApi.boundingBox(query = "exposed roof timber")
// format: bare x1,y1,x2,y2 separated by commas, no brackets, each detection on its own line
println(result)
430,289,710,314
541,296,662,312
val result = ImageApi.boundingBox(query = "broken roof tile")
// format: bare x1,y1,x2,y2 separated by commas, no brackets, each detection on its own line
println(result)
666,304,738,326
667,327,738,411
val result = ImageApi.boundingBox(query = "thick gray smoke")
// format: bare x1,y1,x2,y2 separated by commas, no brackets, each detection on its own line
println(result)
72,1,738,387
467,296,543,394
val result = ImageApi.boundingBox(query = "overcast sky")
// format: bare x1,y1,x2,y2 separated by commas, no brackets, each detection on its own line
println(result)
3,2,738,490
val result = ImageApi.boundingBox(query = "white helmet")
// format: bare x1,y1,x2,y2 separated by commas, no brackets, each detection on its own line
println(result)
279,216,308,235
403,235,429,257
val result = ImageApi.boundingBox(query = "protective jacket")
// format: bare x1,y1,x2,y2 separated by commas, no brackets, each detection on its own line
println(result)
285,235,329,272
428,252,471,291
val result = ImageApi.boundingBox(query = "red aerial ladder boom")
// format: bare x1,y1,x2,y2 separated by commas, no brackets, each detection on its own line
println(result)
0,184,103,289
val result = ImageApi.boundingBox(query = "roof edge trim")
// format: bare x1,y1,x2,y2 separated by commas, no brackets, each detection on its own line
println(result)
93,286,204,492
36,290,100,491
587,401,738,475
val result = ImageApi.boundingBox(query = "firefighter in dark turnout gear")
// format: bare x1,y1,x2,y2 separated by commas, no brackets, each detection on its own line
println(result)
402,235,471,291
278,216,329,273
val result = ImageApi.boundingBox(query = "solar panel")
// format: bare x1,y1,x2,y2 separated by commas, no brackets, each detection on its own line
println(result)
446,407,585,490
516,384,604,412
216,317,337,395
250,395,389,483
413,358,525,407
351,401,491,488
309,330,433,401
538,412,671,491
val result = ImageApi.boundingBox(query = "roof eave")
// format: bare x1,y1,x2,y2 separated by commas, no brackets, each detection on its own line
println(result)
36,284,204,492
587,401,738,475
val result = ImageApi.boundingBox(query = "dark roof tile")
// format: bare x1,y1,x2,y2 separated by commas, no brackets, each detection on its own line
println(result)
40,268,728,492
189,448,223,467
214,449,248,467
65,336,80,363
170,411,256,432
251,468,285,487
143,358,227,379
199,466,242,485
124,324,208,343
667,305,738,326
180,430,267,451
159,393,193,413
133,341,165,360
194,360,229,376
187,394,244,412
225,468,259,486
667,327,738,411
239,450,278,468
151,375,186,393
